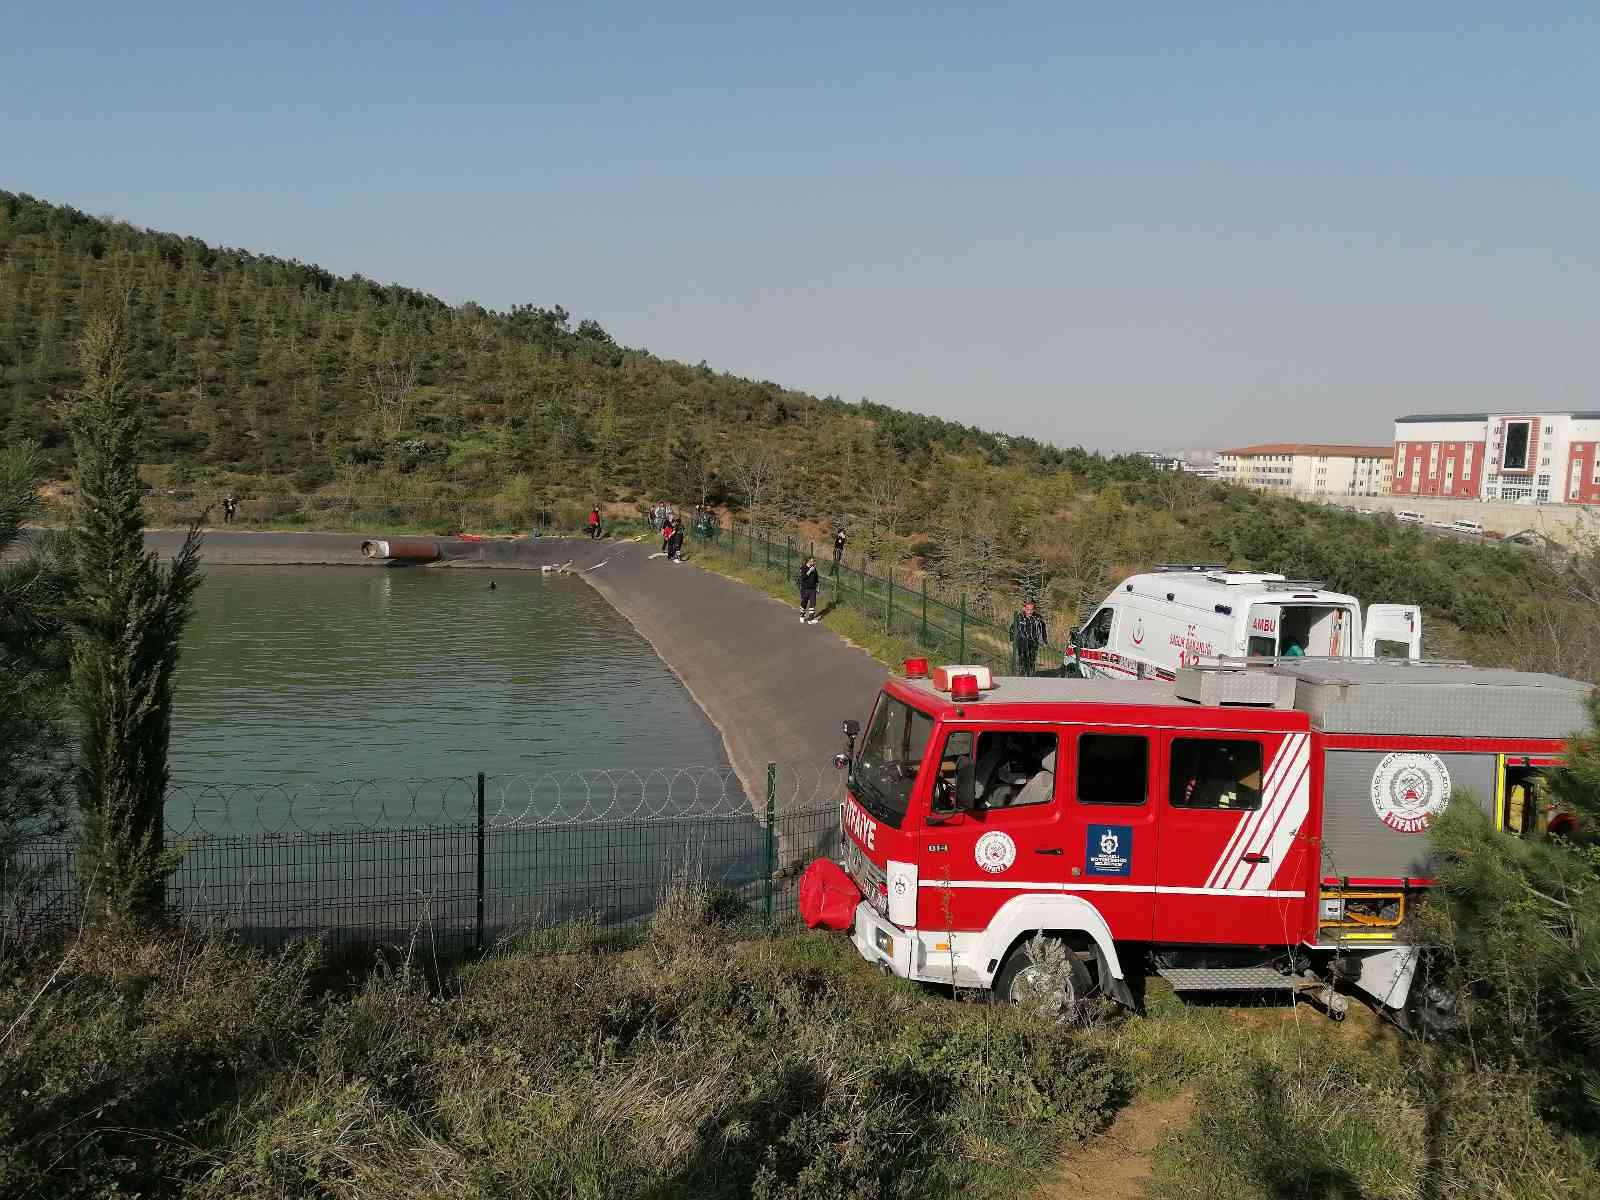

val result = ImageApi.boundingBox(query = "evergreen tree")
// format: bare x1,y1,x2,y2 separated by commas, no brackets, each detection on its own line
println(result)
60,308,204,926
0,442,72,923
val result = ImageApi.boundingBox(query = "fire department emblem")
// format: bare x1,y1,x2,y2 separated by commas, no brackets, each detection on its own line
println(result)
974,831,1017,875
1370,753,1452,833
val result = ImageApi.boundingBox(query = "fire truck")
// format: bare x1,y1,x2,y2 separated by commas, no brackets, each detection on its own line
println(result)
1068,566,1423,682
818,657,1586,1028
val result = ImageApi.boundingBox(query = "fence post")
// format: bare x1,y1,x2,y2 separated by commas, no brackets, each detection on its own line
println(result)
886,566,893,633
859,554,866,599
921,575,928,645
764,762,777,927
959,594,967,661
786,536,792,580
475,771,486,951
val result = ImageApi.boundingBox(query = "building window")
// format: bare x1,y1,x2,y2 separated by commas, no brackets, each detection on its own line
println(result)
1502,421,1532,471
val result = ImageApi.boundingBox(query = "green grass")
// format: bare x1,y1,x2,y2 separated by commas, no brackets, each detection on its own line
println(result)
0,885,1123,1200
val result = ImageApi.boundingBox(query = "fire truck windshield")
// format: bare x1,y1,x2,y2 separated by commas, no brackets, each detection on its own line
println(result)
853,693,934,828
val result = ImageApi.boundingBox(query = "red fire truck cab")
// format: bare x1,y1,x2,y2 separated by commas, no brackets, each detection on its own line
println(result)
828,658,1586,1025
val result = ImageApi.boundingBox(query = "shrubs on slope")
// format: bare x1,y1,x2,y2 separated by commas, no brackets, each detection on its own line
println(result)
0,891,1121,1199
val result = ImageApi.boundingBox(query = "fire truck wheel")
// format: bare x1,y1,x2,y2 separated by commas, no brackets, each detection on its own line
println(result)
994,939,1094,1022
1402,978,1462,1039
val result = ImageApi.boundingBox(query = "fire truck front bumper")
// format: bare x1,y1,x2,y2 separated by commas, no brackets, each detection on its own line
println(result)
850,901,916,979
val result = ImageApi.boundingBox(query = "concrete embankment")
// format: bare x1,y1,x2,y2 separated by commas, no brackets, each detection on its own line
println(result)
109,528,887,814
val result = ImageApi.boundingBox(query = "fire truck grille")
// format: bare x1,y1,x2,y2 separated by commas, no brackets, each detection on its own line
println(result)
841,839,888,918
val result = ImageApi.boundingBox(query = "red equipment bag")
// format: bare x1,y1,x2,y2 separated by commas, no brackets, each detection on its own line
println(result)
798,857,861,930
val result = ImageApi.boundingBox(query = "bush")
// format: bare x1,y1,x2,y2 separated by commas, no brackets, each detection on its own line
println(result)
290,463,334,492
0,929,321,1199
0,923,1121,1199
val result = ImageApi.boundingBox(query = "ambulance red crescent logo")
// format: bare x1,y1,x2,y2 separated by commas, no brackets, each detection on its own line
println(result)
1132,618,1145,645
1370,753,1452,833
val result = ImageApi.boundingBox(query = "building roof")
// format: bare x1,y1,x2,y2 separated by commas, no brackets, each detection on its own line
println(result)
1217,443,1393,458
1395,412,1600,423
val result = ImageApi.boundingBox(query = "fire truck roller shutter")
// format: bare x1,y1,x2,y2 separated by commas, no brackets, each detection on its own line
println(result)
1319,750,1496,880
976,893,1128,993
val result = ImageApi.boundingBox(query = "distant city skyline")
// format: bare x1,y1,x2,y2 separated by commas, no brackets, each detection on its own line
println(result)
6,3,1594,453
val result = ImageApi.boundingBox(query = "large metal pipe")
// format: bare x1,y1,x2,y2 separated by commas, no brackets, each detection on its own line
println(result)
360,538,441,562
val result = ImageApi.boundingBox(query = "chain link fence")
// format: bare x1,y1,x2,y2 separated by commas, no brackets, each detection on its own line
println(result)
709,522,1071,675
5,764,841,953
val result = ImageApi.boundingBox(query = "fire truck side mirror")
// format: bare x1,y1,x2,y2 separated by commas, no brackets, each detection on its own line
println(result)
1069,629,1082,648
843,720,861,740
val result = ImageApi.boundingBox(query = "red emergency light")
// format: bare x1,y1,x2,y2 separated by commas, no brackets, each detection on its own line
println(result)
949,673,981,702
903,657,929,678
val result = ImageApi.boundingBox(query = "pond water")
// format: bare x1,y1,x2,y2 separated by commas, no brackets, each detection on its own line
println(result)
157,566,763,943
170,566,746,832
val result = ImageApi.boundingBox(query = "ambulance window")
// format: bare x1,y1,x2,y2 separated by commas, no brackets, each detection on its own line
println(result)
1076,735,1148,806
1168,738,1263,810
1080,608,1114,649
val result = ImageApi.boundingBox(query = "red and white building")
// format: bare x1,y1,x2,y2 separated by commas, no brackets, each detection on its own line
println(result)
1393,412,1600,505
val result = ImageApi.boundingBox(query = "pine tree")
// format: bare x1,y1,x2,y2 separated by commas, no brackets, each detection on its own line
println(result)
60,307,204,926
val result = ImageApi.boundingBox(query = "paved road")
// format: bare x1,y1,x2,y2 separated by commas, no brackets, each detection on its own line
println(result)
577,537,888,810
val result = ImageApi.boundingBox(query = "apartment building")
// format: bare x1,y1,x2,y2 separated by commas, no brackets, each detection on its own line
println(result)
1392,412,1600,504
1215,444,1393,497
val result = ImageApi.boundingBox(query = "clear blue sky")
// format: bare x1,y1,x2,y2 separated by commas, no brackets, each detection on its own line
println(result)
5,2,1596,451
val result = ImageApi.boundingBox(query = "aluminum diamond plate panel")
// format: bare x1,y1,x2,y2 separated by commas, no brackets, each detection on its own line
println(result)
1279,661,1589,739
1156,965,1297,991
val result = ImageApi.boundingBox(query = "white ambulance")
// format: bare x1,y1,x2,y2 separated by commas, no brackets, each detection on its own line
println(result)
1070,566,1422,682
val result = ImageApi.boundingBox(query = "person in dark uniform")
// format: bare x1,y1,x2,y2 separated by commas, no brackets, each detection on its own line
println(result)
668,520,685,561
1009,598,1048,676
222,494,237,524
831,527,847,578
798,556,820,623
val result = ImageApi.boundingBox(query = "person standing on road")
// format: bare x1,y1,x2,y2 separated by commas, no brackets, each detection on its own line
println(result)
1009,598,1048,677
798,556,820,623
661,516,675,557
668,520,685,561
222,494,238,524
831,526,847,578
588,505,601,539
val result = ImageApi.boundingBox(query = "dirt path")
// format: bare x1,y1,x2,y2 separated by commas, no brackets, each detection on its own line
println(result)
1034,1090,1194,1200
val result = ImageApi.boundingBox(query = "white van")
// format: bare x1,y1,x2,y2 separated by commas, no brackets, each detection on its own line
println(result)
1452,519,1485,537
1070,566,1422,681
1396,511,1424,525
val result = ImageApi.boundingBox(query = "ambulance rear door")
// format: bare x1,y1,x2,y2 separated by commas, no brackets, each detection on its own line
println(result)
1245,604,1280,657
1362,605,1422,659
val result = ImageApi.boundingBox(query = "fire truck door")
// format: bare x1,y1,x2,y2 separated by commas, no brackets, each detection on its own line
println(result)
1062,728,1158,940
916,726,1066,935
1153,730,1312,944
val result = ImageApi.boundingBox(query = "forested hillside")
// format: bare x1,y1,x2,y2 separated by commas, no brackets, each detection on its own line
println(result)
3,188,1594,675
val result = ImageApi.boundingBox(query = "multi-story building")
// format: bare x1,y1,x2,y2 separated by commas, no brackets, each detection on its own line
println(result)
1392,412,1600,504
1215,444,1393,497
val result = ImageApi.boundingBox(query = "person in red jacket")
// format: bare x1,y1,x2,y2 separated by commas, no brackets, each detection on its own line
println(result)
661,517,675,557
588,506,601,539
